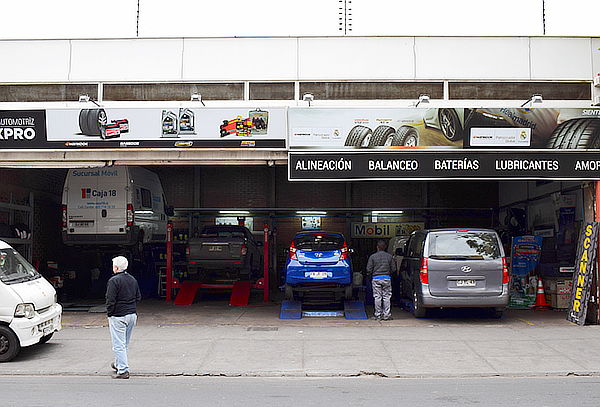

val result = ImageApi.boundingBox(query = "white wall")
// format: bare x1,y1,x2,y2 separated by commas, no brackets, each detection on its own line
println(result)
0,36,596,83
1,0,599,39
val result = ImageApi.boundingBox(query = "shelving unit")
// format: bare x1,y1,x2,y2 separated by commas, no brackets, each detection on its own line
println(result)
0,192,34,261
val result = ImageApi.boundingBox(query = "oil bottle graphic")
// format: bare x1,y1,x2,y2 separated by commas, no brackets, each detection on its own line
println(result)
161,110,179,137
249,109,268,135
178,108,195,135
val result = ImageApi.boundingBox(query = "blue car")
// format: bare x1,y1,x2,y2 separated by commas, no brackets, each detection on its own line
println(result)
284,231,353,302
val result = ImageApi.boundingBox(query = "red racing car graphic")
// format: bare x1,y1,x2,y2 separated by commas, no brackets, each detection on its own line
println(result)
219,111,268,137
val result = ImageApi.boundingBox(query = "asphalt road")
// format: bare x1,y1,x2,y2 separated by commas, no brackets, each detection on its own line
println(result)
2,376,600,407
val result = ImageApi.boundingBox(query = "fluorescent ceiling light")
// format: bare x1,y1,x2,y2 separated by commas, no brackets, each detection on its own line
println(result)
296,211,327,215
219,210,250,215
372,211,403,215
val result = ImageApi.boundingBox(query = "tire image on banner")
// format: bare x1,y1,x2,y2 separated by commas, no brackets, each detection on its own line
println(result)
567,222,599,325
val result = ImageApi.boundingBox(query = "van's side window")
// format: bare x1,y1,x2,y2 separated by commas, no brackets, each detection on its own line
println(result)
406,234,417,257
407,232,425,257
140,188,152,209
413,233,426,257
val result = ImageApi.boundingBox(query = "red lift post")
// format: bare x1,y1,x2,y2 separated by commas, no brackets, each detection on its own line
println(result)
165,223,173,302
263,224,269,303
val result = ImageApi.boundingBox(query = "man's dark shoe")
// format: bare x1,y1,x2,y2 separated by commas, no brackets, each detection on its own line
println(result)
113,371,130,379
111,362,117,372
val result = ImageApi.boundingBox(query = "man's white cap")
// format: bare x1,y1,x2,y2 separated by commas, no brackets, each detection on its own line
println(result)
112,256,128,272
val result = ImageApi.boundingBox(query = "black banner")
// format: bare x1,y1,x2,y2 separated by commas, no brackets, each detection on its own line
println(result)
567,223,599,325
289,152,600,181
0,110,47,148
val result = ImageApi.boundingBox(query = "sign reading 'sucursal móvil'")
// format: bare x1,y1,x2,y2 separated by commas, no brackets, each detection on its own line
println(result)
567,222,599,325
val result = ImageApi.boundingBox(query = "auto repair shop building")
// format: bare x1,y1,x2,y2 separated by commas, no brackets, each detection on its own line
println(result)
1,34,599,322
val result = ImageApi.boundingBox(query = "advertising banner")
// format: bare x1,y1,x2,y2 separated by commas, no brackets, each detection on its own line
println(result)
289,107,600,150
2,106,600,153
509,235,543,309
0,110,47,148
289,151,600,181
511,236,543,277
0,107,286,149
567,222,599,325
351,222,424,238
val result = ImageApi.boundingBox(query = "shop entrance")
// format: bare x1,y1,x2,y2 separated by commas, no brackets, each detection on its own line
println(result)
0,165,597,324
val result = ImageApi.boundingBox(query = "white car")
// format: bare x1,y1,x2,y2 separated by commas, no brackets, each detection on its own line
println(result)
0,240,62,362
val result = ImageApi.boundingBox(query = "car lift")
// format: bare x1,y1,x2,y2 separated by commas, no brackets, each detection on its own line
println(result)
164,224,271,306
279,298,367,320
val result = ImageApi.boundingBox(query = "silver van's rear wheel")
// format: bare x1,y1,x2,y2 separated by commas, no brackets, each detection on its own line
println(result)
412,290,427,318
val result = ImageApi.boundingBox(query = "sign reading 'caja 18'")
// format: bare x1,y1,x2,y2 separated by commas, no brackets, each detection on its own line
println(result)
289,152,600,181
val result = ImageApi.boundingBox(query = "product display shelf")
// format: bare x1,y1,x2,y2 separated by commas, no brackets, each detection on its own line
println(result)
0,192,33,261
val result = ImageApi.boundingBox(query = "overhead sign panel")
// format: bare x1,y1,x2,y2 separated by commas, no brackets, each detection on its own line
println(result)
0,110,47,148
0,107,286,149
289,151,600,181
289,107,600,151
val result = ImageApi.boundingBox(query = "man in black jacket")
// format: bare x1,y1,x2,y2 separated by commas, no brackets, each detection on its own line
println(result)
106,255,140,379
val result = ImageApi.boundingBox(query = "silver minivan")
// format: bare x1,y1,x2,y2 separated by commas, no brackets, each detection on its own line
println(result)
399,228,509,318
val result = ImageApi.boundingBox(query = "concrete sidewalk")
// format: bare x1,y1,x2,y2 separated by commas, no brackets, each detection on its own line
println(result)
4,300,600,378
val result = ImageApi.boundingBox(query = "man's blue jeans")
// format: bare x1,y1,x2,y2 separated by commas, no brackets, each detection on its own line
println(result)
108,313,137,374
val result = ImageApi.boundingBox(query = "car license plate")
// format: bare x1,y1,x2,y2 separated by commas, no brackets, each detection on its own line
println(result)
72,221,93,227
456,279,476,287
306,271,331,279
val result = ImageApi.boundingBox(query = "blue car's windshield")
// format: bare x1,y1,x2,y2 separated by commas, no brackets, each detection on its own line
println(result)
294,234,345,251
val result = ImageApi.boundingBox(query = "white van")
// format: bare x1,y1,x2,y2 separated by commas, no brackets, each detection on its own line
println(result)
0,240,62,362
62,166,172,248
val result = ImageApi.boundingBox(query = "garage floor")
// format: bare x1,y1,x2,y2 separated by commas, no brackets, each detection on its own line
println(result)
61,298,573,328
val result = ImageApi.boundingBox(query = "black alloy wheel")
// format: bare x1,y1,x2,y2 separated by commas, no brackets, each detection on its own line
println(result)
0,326,20,362
438,108,463,141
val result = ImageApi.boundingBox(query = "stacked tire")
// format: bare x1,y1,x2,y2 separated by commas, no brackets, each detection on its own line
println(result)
344,125,419,147
546,118,600,149
78,109,107,138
